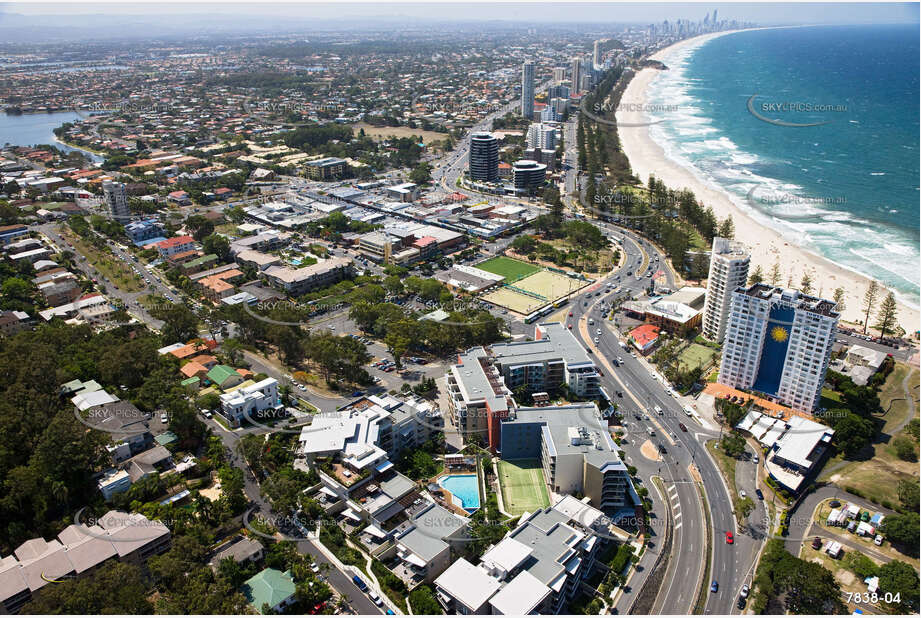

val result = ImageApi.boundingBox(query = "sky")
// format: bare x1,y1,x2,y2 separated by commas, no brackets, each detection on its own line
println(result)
2,1,919,25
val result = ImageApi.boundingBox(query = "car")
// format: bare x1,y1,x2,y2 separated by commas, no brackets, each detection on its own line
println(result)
755,488,764,500
567,324,572,329
874,534,884,545
160,413,168,424
737,597,747,610
569,311,573,317
725,531,733,544
369,592,383,607
352,575,368,591
594,337,600,343
829,499,841,508
740,585,749,598
204,411,213,419
740,490,747,499
812,536,822,550
310,561,320,574
385,611,395,616
711,581,719,593
678,423,687,432
617,356,623,364
596,328,602,335
653,406,662,415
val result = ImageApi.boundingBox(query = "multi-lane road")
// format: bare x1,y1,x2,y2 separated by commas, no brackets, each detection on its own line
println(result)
551,221,759,615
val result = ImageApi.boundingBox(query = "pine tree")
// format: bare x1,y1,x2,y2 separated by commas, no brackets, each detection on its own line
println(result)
862,281,880,334
874,291,899,339
718,215,734,239
749,264,765,285
769,260,782,286
832,287,846,312
800,272,813,294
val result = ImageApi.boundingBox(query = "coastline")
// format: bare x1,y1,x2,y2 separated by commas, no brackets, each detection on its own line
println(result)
616,29,919,331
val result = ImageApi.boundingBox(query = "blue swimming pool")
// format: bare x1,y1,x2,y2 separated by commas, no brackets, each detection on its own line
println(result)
438,474,480,511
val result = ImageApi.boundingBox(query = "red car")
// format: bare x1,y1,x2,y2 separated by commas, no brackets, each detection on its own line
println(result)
569,312,574,317
725,531,734,544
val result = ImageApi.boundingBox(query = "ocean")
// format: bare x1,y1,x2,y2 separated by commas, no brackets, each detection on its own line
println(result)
645,24,920,307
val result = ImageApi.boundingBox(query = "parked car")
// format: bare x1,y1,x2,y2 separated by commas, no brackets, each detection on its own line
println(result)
352,575,368,591
811,536,822,550
740,585,749,598
755,488,764,500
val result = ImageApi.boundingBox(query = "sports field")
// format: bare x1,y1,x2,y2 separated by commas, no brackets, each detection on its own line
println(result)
513,270,587,301
497,459,551,516
475,256,541,282
480,287,546,315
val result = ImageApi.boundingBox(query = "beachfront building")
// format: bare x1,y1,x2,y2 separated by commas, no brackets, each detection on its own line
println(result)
718,284,839,412
434,495,616,614
526,123,557,151
735,409,834,493
702,237,750,342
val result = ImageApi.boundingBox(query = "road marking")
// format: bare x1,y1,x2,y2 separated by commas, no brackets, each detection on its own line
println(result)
674,520,683,530
674,510,682,519
670,493,681,504
668,484,679,496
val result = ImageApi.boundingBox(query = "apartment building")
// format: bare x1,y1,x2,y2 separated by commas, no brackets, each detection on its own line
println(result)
501,403,639,516
521,61,535,119
391,502,469,588
445,347,513,450
434,495,612,615
525,123,557,151
305,157,348,180
263,257,353,296
124,219,164,246
0,512,171,613
102,180,130,222
718,284,839,412
469,133,499,182
702,237,750,342
156,235,196,257
219,377,281,428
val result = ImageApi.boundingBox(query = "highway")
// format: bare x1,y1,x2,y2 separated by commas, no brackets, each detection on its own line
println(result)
549,224,758,614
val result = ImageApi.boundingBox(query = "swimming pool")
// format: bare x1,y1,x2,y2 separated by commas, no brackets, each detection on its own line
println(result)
437,474,480,511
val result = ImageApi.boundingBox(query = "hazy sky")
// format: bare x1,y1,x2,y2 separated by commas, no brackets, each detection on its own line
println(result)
3,2,919,24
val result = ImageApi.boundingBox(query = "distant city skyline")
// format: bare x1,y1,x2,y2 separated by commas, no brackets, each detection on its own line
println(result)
3,2,919,25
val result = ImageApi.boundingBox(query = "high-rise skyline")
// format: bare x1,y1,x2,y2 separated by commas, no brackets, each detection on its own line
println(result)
521,60,535,119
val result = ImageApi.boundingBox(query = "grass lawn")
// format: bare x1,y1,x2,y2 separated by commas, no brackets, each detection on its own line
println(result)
214,223,239,236
706,440,745,524
351,122,447,146
63,230,144,292
819,363,920,508
475,256,541,282
497,458,550,516
676,343,718,372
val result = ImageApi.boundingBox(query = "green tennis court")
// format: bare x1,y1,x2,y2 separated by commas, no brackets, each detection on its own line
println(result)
497,459,550,515
475,256,541,282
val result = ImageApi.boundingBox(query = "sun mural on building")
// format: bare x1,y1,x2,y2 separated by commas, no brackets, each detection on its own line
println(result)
770,325,789,343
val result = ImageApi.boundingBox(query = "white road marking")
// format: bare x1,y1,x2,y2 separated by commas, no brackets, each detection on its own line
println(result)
674,520,683,530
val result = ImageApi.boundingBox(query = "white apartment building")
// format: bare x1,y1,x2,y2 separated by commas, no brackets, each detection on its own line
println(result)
526,123,557,151
718,284,839,412
702,237,750,342
219,378,281,427
434,495,613,615
102,180,130,223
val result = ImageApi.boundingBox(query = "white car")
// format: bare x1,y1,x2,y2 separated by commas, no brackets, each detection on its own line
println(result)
594,337,600,343
160,413,168,424
740,490,747,499
654,406,663,415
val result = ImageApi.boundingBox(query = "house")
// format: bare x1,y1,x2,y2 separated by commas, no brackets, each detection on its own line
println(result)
628,324,660,355
209,537,264,571
167,190,191,206
0,310,31,336
180,361,209,380
241,568,297,614
208,365,246,390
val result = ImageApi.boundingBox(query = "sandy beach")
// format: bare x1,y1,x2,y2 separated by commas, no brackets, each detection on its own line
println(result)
616,30,919,332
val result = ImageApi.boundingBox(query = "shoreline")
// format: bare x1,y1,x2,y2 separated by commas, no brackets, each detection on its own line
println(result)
616,29,919,332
